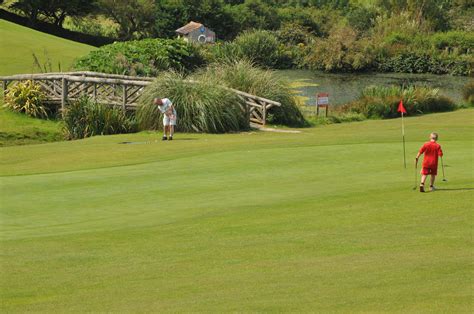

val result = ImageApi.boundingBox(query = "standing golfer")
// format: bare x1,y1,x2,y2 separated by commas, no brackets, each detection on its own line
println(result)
154,98,177,141
415,132,443,192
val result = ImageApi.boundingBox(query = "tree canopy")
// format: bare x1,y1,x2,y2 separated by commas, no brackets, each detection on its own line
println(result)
5,0,473,40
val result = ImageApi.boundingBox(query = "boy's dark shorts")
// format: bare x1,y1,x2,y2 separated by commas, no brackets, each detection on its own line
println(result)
421,167,437,176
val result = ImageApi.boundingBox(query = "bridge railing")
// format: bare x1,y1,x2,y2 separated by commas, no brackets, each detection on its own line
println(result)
0,72,280,127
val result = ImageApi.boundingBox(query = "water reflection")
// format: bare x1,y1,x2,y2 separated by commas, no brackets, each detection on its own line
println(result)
279,70,470,106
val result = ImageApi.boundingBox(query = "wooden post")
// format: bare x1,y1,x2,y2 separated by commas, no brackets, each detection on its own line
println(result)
262,102,267,126
2,80,7,102
93,83,97,101
122,84,127,111
61,77,68,117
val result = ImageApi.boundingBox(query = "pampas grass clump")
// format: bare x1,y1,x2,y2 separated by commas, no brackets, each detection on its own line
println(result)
196,60,306,127
137,72,248,133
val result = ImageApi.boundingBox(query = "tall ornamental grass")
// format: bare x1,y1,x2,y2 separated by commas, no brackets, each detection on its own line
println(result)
63,97,136,139
196,60,306,127
462,81,474,106
340,85,456,119
137,72,248,133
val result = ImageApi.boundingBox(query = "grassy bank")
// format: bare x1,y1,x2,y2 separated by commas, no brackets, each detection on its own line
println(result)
0,106,62,146
0,19,94,75
1,109,472,311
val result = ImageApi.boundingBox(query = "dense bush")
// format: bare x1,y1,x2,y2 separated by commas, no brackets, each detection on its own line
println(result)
304,26,376,72
137,72,248,133
306,112,366,126
340,86,456,119
377,52,472,76
430,31,474,53
346,6,376,32
276,23,313,46
63,97,136,139
200,30,295,69
197,60,306,127
462,81,474,105
233,30,288,69
74,38,205,76
4,80,49,118
201,42,244,64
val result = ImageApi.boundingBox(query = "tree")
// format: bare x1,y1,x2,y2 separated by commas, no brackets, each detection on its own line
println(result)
40,0,98,27
10,0,97,27
10,0,42,23
376,0,452,31
229,0,281,33
155,0,239,40
99,0,155,40
346,6,377,33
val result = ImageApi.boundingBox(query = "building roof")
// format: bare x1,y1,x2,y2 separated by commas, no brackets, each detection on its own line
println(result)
175,21,203,35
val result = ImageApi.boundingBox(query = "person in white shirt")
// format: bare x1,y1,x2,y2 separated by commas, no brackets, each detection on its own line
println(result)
153,98,177,141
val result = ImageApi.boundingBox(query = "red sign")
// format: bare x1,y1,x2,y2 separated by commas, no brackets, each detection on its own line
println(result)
317,93,329,106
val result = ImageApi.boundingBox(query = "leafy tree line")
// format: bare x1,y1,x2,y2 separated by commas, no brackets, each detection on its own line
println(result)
5,0,473,40
5,0,473,75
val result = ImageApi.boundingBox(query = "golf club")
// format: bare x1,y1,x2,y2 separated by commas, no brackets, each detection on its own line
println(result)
413,159,418,190
441,156,447,182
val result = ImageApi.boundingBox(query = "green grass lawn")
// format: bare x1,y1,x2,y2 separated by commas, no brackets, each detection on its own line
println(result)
0,19,94,76
0,110,473,312
0,107,62,146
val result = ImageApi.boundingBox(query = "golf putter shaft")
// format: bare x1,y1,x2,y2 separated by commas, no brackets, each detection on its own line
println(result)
413,159,418,190
441,156,447,181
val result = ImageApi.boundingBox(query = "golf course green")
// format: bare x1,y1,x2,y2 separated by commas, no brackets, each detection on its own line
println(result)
1,109,473,312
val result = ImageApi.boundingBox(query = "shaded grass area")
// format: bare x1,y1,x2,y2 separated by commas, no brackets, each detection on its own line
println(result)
0,109,473,312
0,19,94,75
0,107,62,146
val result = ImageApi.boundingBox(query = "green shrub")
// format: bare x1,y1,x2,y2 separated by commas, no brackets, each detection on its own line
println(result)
462,81,474,105
304,26,377,72
201,42,244,64
346,7,376,32
4,80,49,118
307,112,366,126
377,52,472,76
276,23,313,46
63,97,136,139
332,112,367,123
233,30,286,69
137,72,248,133
201,31,295,69
430,31,474,54
198,60,306,127
340,85,456,119
74,38,205,76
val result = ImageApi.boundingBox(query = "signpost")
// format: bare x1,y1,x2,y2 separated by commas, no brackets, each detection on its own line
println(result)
316,93,329,117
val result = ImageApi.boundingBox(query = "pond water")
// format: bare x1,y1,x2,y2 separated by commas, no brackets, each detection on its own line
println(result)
278,70,470,106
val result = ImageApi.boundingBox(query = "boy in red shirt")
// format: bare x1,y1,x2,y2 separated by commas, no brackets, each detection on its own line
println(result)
415,132,443,192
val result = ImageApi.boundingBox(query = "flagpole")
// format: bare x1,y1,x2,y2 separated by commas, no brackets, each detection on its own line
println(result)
402,112,406,168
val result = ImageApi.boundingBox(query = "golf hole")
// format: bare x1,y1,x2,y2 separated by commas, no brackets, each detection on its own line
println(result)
118,141,150,145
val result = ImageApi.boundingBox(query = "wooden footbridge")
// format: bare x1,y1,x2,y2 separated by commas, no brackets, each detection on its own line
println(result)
0,71,280,127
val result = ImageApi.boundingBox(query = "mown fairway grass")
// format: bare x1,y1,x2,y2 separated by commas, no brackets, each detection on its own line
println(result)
0,110,473,312
0,19,94,75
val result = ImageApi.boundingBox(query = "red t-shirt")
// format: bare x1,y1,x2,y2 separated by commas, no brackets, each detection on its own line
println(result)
419,141,443,169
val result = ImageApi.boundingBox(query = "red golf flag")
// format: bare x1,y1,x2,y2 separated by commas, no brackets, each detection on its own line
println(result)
397,100,407,114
